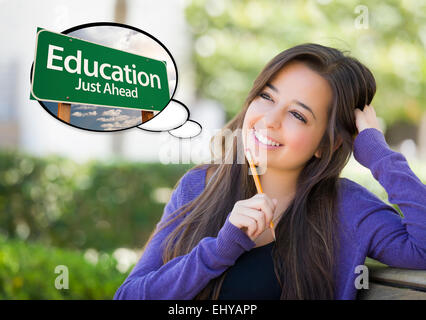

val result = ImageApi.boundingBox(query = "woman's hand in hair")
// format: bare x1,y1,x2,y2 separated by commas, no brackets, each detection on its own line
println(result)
354,104,383,135
228,194,277,241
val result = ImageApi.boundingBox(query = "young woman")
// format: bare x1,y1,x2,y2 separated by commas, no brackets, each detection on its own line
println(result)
114,43,426,300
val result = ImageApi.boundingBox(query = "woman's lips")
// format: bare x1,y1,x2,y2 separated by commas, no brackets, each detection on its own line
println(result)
252,129,283,149
253,128,283,145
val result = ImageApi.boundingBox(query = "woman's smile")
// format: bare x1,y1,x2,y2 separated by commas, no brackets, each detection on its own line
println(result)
252,128,283,150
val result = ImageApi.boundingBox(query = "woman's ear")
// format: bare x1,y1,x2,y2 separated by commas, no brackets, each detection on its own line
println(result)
333,136,343,152
314,136,342,158
314,149,321,158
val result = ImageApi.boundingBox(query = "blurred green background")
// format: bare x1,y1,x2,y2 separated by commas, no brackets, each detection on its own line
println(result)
0,149,192,299
187,0,426,125
1,0,426,299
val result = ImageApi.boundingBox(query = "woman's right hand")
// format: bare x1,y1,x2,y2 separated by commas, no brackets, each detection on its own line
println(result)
228,193,277,241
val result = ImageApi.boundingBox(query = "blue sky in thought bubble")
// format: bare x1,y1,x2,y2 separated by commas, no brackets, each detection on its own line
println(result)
44,102,142,131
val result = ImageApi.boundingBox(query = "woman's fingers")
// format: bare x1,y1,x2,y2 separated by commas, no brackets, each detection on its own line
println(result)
228,193,278,240
235,213,258,239
354,104,383,134
249,194,275,226
240,207,266,238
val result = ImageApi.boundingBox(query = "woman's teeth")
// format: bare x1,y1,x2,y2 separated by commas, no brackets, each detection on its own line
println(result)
254,130,281,147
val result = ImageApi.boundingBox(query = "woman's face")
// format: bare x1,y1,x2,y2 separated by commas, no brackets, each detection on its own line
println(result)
242,60,333,171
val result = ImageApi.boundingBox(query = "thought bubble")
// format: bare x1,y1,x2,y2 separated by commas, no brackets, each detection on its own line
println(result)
137,99,202,138
168,120,202,139
30,22,202,137
137,99,189,132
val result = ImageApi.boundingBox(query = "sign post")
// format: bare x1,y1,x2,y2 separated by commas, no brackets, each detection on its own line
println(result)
58,103,71,122
141,110,154,123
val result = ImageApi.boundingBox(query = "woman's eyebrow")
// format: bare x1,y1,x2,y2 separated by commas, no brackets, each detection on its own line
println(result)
266,82,317,121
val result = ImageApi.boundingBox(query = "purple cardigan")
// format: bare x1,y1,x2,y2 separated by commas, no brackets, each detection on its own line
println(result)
114,128,426,300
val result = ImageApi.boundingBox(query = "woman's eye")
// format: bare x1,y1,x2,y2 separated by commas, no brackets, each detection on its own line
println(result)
259,92,272,101
259,92,306,124
291,111,307,123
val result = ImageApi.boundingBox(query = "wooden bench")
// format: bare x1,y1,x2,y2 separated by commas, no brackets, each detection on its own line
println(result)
357,258,426,300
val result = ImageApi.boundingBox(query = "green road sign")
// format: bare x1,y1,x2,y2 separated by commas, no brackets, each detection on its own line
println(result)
31,28,170,112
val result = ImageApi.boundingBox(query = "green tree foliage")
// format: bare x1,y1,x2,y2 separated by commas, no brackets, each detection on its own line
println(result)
185,0,426,125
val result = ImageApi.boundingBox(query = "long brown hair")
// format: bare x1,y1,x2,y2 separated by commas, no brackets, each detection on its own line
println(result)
152,43,376,299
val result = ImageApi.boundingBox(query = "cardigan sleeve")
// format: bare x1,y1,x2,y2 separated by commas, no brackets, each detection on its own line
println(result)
113,168,256,300
350,128,426,269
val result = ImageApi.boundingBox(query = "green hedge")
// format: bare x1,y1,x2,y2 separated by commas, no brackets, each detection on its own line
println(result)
1,149,424,253
0,149,192,251
0,235,129,299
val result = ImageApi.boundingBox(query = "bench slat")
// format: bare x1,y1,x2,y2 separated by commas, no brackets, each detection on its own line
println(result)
366,264,426,291
358,283,426,300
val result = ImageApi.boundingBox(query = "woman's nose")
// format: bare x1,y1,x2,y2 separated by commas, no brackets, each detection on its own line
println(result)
262,107,282,130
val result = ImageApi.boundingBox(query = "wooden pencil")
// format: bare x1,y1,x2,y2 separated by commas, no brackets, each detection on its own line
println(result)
245,148,276,240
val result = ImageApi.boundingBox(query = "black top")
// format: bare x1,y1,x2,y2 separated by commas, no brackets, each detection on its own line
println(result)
218,241,282,300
